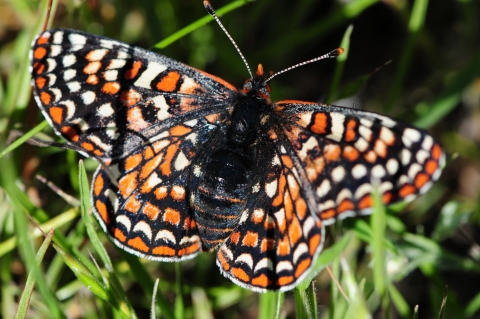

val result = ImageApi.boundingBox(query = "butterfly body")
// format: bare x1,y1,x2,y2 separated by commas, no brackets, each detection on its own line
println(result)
30,28,445,292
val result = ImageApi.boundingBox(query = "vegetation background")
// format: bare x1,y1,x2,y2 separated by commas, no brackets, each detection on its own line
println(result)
0,0,479,318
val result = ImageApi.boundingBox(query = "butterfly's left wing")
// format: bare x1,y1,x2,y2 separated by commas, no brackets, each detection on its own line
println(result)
273,101,445,224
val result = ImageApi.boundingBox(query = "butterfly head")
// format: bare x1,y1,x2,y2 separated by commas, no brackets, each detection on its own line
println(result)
241,64,272,103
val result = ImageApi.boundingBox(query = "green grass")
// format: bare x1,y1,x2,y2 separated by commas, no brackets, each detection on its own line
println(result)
1,0,480,318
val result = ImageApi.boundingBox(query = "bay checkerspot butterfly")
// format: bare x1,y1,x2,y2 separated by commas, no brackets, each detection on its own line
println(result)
29,1,444,292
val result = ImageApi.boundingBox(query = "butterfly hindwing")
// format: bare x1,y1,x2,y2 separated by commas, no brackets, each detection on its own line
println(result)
274,101,445,224
216,136,323,291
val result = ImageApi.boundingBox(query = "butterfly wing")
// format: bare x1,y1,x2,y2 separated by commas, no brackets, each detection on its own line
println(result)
273,101,445,224
216,131,323,291
31,29,237,260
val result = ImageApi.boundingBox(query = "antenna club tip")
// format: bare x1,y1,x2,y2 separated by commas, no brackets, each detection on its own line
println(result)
335,48,345,56
204,0,214,12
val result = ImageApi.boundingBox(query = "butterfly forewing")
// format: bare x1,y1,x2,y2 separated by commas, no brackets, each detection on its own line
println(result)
30,28,236,160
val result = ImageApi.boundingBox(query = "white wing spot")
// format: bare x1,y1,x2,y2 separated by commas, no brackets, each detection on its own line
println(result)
81,91,96,105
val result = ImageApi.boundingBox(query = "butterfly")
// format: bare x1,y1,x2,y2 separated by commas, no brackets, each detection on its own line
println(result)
29,1,444,292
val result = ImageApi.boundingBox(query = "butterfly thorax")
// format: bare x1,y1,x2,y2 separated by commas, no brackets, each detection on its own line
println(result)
193,71,271,251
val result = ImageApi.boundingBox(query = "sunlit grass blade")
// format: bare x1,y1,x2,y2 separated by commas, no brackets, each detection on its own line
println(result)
78,160,139,319
294,283,316,319
371,188,387,299
15,228,54,319
0,208,78,258
389,283,410,318
153,0,254,49
192,287,214,319
340,258,371,319
298,233,351,291
0,121,49,159
257,291,278,318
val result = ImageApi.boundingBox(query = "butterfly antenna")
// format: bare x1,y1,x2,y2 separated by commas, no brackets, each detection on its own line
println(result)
204,0,253,79
264,48,344,84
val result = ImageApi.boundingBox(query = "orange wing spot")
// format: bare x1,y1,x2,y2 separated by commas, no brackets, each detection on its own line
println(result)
425,159,438,175
272,174,286,207
261,238,275,252
178,242,200,256
34,47,47,60
338,199,354,213
156,71,181,92
217,250,231,270
242,231,258,247
252,274,270,288
94,174,104,197
205,113,221,124
364,150,377,163
152,245,175,256
125,196,142,213
382,192,392,204
127,236,149,253
41,91,51,105
164,207,181,225
311,112,328,134
81,142,94,151
120,89,142,106
86,74,99,85
295,198,307,220
49,106,63,124
288,177,300,200
159,143,178,177
399,184,416,198
102,82,120,95
144,146,155,159
268,129,278,140
432,144,442,160
284,192,294,222
345,119,357,142
36,34,50,45
171,186,185,201
325,144,341,162
231,267,249,282
358,195,373,210
35,76,47,89
95,200,109,224
281,155,293,168
251,211,263,224
113,227,126,242
415,173,430,189
184,216,196,230
309,234,321,255
294,258,311,278
288,217,302,245
124,60,142,80
343,145,359,162
61,126,80,142
119,171,138,196
277,236,290,256
320,209,336,220
94,149,104,156
230,231,240,245
140,154,163,179
154,187,168,200
125,154,142,171
143,201,160,220
170,125,192,136
33,62,45,74
277,276,293,286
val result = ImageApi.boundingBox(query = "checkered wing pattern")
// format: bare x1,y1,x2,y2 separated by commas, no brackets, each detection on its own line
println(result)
274,101,445,224
30,28,236,260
